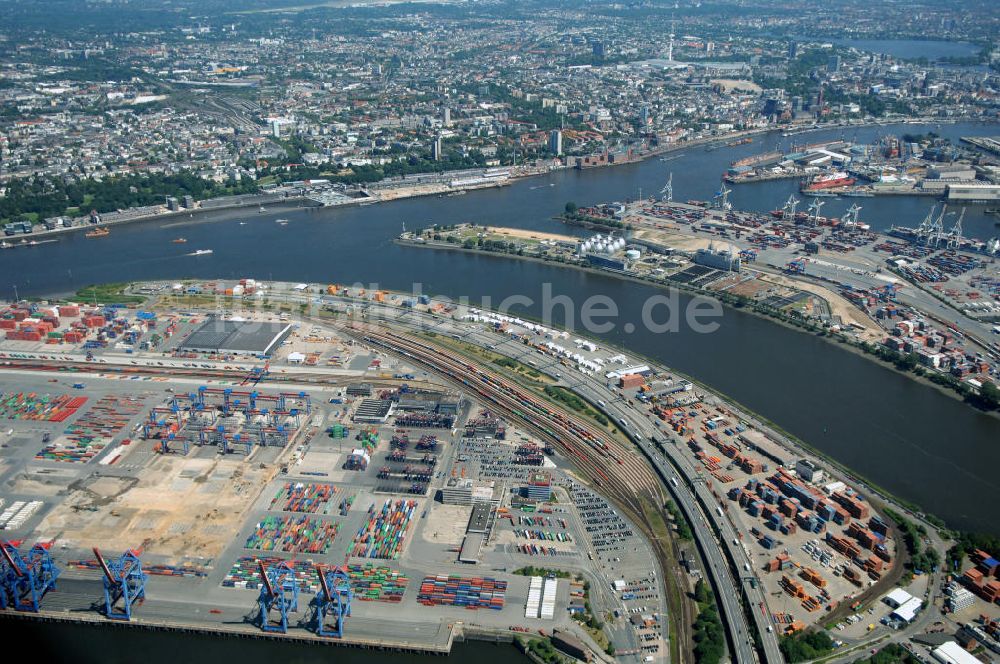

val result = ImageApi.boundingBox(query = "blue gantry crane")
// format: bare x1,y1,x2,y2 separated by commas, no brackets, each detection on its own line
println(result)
784,258,806,275
0,540,61,612
0,543,14,609
311,565,352,638
241,361,270,386
256,561,299,633
94,547,147,620
876,283,900,302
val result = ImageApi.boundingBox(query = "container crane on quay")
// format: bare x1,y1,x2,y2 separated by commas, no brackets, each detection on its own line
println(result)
93,547,147,621
255,561,299,634
311,565,352,638
0,540,60,612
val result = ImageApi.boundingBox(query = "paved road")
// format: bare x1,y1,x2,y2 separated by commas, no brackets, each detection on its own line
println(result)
562,368,782,664
357,304,779,664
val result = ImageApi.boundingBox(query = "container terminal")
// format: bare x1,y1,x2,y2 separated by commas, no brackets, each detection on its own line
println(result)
0,290,672,662
404,193,1000,388
5,281,989,663
723,134,1000,202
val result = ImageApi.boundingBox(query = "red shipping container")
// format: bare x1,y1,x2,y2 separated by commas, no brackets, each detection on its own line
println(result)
0,320,15,330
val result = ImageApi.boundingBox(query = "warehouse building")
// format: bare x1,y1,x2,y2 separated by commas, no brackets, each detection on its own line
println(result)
346,383,373,397
353,399,394,423
932,641,982,664
891,596,924,623
946,183,1000,202
552,630,591,662
884,587,915,608
179,318,293,356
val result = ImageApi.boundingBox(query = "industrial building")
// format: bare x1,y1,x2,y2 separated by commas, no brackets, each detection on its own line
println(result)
932,641,982,664
353,399,394,423
945,183,1000,202
346,383,373,397
795,459,824,484
440,478,503,506
523,471,553,501
693,245,741,272
884,588,923,623
179,319,293,356
396,392,462,416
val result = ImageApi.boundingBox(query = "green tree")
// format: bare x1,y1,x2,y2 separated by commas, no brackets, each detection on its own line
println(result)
977,381,999,409
779,630,835,663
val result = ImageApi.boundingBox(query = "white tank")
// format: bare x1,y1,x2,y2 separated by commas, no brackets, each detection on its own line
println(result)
625,249,641,260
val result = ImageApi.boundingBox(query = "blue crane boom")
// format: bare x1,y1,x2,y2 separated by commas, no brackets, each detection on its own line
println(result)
0,540,60,612
311,565,352,638
95,547,147,620
256,561,299,633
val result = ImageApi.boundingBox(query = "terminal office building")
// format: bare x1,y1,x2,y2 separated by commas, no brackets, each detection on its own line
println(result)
179,318,294,357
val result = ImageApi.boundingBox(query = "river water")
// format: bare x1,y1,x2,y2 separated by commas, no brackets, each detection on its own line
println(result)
829,39,981,61
0,618,520,664
2,121,998,533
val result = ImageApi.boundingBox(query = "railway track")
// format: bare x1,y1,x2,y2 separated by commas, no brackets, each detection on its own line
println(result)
350,324,702,659
354,326,662,508
0,358,442,393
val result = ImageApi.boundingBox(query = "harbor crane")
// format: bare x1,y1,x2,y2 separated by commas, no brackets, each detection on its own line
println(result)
807,198,825,225
660,172,673,202
255,561,299,633
0,540,60,612
916,204,956,248
843,203,863,227
311,565,352,638
94,547,147,621
782,194,800,219
784,258,806,275
877,283,900,302
946,207,966,249
915,204,937,237
713,183,732,211
928,205,948,248
241,360,270,387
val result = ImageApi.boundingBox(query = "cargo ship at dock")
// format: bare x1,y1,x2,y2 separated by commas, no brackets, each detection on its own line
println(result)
800,171,856,192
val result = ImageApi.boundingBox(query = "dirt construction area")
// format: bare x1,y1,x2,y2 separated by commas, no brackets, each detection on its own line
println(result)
35,454,278,560
753,272,884,339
